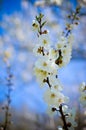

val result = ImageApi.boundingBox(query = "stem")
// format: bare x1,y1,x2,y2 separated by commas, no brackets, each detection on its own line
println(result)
3,66,13,130
38,17,42,35
4,106,9,130
41,47,45,56
59,104,69,130
43,77,51,88
65,7,80,37
65,30,71,37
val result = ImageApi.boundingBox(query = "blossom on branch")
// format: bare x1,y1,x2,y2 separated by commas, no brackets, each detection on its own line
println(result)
33,8,80,129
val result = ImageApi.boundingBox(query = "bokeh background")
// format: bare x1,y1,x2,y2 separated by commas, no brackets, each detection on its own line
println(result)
0,0,86,130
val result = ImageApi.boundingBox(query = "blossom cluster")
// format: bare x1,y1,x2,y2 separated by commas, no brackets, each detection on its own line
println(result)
32,14,72,106
32,11,80,130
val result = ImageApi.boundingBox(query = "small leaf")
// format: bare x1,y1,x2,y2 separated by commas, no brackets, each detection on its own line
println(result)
39,13,44,19
42,21,46,27
35,16,39,21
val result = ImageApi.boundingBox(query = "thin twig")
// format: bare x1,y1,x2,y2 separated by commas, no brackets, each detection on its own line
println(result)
3,66,13,130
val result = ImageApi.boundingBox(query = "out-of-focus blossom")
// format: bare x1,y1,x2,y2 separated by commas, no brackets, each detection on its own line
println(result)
79,82,86,107
78,0,86,6
0,2,38,84
80,92,86,107
79,82,86,92
34,0,63,7
66,108,77,130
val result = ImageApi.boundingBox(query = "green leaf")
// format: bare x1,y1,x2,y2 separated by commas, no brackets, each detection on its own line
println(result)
42,21,46,27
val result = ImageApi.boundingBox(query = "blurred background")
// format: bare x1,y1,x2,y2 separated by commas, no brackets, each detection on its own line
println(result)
0,0,86,130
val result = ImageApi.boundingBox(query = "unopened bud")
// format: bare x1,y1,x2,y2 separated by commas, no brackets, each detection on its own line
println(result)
51,107,57,112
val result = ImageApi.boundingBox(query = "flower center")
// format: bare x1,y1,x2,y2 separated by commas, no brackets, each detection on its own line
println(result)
43,39,47,44
43,62,47,67
51,93,56,98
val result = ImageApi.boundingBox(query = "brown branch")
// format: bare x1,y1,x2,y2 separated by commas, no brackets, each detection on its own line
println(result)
59,104,69,130
43,77,51,88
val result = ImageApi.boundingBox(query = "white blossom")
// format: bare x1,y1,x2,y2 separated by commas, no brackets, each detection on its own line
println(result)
49,74,63,91
55,41,72,67
49,48,59,60
34,67,48,87
38,34,51,49
57,126,64,130
46,105,57,117
43,88,69,108
79,82,86,92
79,92,86,107
79,82,86,107
33,44,44,57
35,56,58,73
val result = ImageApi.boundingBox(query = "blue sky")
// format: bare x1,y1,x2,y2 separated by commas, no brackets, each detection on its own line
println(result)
0,0,78,16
